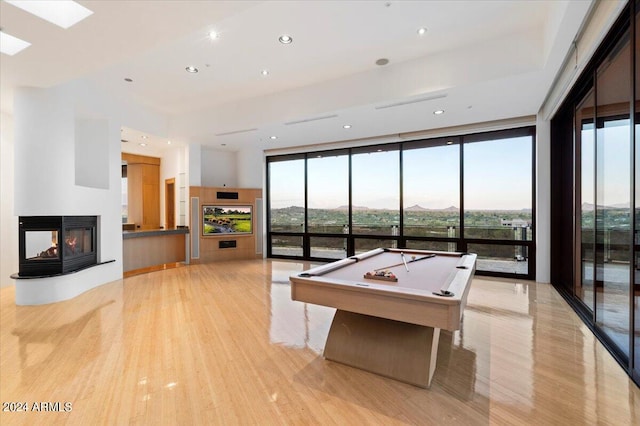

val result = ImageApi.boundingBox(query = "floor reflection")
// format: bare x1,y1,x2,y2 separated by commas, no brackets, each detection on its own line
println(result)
268,260,332,354
12,299,115,388
1,261,638,425
271,264,640,424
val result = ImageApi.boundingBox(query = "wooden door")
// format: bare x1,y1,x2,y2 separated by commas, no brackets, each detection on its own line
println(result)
165,178,175,229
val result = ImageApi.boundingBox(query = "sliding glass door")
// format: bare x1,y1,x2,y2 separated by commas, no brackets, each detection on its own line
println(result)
572,24,633,362
576,88,595,312
551,0,639,386
594,29,631,356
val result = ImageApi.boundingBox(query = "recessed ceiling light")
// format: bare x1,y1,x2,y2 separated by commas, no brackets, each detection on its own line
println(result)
185,66,198,73
261,69,269,76
124,77,133,82
167,140,171,145
417,27,427,36
343,124,352,129
5,0,93,29
0,31,31,56
141,135,148,139
139,143,147,147
446,141,453,145
208,31,219,40
270,136,277,140
433,110,445,115
375,58,389,66
278,35,293,44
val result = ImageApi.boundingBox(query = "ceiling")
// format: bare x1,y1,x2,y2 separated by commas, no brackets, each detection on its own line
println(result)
0,0,595,156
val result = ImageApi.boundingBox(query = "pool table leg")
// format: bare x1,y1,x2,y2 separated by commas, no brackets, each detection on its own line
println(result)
323,310,441,388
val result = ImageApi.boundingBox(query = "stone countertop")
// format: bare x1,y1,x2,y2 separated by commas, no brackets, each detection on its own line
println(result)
123,227,189,239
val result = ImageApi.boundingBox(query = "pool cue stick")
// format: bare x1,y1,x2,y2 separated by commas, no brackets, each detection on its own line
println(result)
401,252,409,272
373,254,436,271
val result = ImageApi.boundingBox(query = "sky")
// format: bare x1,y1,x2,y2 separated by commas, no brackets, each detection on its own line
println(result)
269,135,535,210
581,120,632,207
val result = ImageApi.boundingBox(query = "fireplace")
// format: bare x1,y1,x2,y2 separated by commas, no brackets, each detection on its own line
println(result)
18,216,98,277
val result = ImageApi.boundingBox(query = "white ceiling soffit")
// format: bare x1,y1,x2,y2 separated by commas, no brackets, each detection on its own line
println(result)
0,0,596,155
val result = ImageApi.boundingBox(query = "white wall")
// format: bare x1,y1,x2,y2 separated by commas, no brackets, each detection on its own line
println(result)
160,145,187,227
9,78,168,304
0,111,18,287
201,147,238,187
12,86,121,303
188,143,201,188
535,117,551,283
237,147,264,188
75,118,110,189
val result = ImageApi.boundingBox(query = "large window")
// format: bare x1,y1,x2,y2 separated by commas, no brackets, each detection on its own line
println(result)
577,89,596,312
267,127,535,279
306,150,350,259
403,138,460,239
307,150,348,234
463,131,534,274
594,29,631,355
351,145,400,235
268,157,305,256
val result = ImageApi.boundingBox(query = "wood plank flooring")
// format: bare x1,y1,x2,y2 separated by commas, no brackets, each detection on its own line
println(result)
1,259,639,425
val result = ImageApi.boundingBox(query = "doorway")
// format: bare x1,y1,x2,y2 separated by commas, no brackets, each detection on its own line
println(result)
165,178,175,229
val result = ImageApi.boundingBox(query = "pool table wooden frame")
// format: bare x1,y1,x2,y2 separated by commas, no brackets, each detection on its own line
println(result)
290,248,477,388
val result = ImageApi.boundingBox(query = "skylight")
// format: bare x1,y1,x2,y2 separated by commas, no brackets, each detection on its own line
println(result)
5,0,93,29
0,31,31,56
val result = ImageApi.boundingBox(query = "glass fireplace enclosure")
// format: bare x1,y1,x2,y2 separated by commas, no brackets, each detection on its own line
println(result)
551,2,640,386
18,216,97,277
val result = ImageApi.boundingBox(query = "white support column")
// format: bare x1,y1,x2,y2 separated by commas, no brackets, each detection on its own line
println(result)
535,116,551,283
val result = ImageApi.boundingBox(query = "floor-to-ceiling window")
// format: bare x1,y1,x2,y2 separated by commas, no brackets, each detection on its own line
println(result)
595,30,632,354
307,150,349,259
551,1,639,386
268,155,305,257
402,137,460,252
576,88,596,312
351,145,400,253
634,0,640,384
463,131,534,275
267,127,535,279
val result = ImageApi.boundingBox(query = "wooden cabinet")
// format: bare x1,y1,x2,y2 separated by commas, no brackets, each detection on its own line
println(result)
189,186,262,263
123,153,160,230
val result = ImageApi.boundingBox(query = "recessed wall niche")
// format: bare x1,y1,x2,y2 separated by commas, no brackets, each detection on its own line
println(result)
75,118,109,189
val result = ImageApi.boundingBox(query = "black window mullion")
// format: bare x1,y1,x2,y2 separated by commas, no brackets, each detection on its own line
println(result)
399,145,404,248
459,138,465,252
303,155,309,258
628,0,636,372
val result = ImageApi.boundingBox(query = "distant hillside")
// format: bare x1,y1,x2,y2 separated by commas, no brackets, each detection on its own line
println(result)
582,202,630,210
334,205,369,211
330,205,462,211
272,205,533,212
278,206,305,213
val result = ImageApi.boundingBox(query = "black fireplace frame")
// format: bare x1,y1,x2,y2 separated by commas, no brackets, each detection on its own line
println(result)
18,216,98,277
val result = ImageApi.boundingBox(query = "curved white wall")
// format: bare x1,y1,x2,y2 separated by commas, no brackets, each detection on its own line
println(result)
0,112,18,288
12,86,123,304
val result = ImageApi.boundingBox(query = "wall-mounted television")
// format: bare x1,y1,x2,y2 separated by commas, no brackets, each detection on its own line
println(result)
202,205,252,235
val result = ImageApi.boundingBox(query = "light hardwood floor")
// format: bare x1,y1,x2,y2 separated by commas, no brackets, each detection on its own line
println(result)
1,260,639,425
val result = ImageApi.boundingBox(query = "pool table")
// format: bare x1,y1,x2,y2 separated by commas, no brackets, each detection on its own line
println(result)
290,247,477,388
